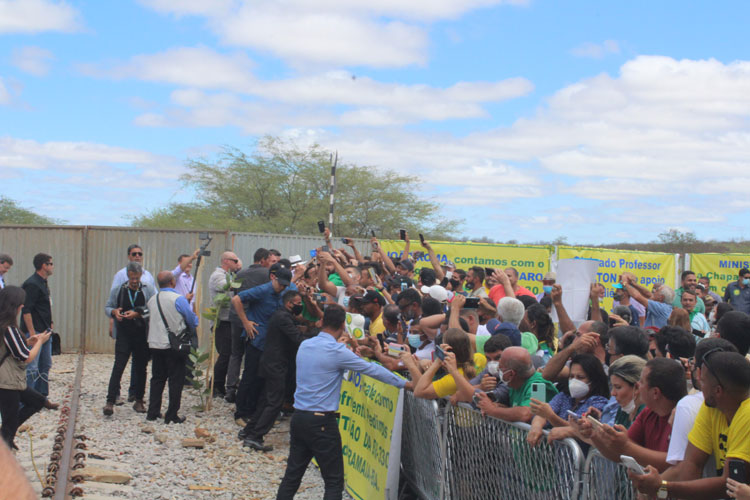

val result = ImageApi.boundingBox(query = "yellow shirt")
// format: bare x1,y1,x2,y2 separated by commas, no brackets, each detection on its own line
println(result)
688,398,750,474
432,353,487,398
369,313,385,336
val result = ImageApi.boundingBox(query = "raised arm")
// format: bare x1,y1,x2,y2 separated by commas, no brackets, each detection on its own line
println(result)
589,283,603,322
550,284,575,334
421,238,445,281
492,269,515,298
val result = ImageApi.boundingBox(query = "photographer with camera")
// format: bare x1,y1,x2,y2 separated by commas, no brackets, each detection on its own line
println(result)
172,248,201,307
103,262,155,416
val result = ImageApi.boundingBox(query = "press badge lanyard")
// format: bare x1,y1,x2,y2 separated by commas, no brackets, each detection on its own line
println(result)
127,288,140,308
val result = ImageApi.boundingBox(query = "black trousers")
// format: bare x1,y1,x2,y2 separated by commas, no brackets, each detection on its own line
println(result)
276,411,344,500
0,387,46,447
235,344,264,419
245,368,286,442
225,321,246,394
106,329,148,404
212,320,232,395
147,348,187,421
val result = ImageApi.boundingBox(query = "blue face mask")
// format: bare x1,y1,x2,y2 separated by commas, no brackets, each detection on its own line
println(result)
407,334,422,348
743,279,750,286
542,285,553,294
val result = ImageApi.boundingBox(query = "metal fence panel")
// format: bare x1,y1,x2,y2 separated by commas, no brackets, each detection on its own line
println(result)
444,404,584,500
0,226,84,352
581,448,637,500
83,227,229,353
400,392,446,500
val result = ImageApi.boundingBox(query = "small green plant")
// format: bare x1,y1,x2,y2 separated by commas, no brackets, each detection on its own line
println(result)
188,347,211,410
197,271,241,410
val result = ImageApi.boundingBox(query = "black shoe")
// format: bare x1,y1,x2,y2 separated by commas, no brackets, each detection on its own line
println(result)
127,395,136,403
238,428,249,441
243,438,272,452
224,391,236,404
165,415,186,424
212,390,226,399
146,414,158,421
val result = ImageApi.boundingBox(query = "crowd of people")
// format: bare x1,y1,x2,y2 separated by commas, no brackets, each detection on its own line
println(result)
4,229,750,499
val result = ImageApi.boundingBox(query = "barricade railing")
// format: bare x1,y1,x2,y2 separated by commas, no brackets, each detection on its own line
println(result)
444,403,584,500
581,448,638,500
399,395,641,499
400,392,448,500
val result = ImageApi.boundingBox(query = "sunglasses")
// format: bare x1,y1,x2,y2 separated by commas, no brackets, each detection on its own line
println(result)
226,258,239,263
130,252,143,257
701,347,726,388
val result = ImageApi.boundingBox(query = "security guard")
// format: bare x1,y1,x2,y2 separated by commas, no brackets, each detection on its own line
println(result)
276,305,407,500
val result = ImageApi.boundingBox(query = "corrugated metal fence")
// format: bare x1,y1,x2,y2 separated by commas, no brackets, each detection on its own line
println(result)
0,225,361,353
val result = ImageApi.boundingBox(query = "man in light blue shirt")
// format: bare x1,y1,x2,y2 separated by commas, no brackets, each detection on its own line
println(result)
276,305,409,500
622,277,674,329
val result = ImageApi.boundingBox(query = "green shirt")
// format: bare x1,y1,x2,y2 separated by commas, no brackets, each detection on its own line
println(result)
508,372,558,408
673,287,705,314
475,335,490,355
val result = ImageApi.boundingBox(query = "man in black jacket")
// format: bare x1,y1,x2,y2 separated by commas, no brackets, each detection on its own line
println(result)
241,290,308,451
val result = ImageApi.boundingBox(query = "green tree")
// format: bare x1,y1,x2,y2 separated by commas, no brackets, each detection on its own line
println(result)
0,196,63,225
132,136,462,238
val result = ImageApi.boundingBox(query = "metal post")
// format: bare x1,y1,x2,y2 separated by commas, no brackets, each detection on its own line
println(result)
328,151,338,235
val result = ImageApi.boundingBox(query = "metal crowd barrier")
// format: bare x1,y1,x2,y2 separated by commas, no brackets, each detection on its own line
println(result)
400,392,448,500
399,395,639,500
581,448,638,500
444,403,584,500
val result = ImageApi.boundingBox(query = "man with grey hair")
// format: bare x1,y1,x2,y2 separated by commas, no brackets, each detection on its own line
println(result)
103,262,156,416
475,346,558,423
621,274,674,329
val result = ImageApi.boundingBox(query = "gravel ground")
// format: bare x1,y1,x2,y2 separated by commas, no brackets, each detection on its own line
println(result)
15,353,352,499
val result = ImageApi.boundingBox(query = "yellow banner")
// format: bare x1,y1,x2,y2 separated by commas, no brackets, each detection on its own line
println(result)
690,253,750,298
380,240,553,295
339,371,403,500
557,246,676,312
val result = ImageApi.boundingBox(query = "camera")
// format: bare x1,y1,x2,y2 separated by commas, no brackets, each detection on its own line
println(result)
134,305,150,319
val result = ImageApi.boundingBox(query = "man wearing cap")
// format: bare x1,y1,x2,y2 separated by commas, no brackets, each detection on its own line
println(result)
396,259,414,278
359,290,386,336
535,272,556,302
230,263,296,424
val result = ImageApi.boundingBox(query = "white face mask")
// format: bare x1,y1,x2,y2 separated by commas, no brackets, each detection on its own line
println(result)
487,361,500,376
568,378,590,399
621,398,636,413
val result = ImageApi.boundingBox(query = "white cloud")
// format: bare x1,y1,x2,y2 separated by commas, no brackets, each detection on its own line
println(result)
139,0,527,68
0,137,178,186
0,0,80,34
570,40,620,59
12,46,54,76
88,46,532,127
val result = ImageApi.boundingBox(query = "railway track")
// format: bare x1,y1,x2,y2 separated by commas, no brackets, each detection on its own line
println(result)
42,352,87,499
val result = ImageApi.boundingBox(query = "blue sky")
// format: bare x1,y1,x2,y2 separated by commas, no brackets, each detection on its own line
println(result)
3,0,750,244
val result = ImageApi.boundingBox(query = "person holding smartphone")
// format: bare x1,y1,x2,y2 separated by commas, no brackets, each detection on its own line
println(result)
0,286,52,449
475,346,558,423
527,353,610,447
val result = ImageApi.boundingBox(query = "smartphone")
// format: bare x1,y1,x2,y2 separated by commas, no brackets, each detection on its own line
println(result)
340,237,348,244
419,233,425,244
387,344,407,358
472,393,482,406
368,267,378,284
434,345,446,361
446,271,453,280
399,229,406,240
484,267,496,278
566,410,580,421
322,245,330,253
464,297,480,308
317,220,326,233
729,459,747,484
309,249,317,258
313,293,323,303
586,415,604,430
400,282,408,292
530,382,546,403
370,230,376,237
619,455,645,475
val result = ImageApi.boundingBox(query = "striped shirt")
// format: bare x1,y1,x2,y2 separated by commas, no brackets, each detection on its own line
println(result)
4,326,31,361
